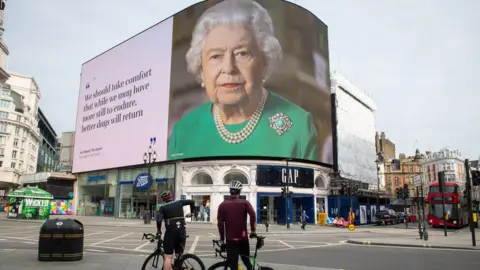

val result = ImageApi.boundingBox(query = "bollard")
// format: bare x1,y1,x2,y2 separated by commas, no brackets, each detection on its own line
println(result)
265,221,269,233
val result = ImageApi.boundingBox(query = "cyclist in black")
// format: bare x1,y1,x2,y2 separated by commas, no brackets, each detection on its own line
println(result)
156,191,195,270
217,180,256,270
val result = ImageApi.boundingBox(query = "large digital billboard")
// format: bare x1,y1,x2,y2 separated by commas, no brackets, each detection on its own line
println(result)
73,0,332,173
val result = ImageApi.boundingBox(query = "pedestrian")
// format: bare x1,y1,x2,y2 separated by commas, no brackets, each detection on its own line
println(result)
301,210,309,230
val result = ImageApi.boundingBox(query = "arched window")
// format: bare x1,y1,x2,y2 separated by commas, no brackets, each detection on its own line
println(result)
191,172,213,185
223,172,248,185
315,176,326,189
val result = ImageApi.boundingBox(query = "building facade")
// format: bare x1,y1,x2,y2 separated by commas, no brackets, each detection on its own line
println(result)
385,153,423,197
0,72,41,195
36,108,59,172
73,159,331,224
332,71,378,185
0,1,10,84
58,131,74,173
423,148,465,190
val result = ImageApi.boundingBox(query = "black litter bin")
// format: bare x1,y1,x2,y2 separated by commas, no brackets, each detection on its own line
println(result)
38,219,84,261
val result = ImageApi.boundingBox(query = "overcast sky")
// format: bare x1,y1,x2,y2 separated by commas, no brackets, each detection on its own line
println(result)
4,0,479,160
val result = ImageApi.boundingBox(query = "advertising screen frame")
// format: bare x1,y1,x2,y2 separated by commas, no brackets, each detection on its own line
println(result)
73,0,334,174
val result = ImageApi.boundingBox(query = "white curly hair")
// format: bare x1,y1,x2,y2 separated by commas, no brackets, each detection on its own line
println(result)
185,0,283,82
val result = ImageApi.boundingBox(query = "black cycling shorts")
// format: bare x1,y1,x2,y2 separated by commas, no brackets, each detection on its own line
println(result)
163,227,186,255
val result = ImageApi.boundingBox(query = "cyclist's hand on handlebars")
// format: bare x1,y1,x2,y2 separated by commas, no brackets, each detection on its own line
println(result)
249,232,257,239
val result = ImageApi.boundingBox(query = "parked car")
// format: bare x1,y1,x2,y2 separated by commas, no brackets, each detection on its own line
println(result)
375,209,399,225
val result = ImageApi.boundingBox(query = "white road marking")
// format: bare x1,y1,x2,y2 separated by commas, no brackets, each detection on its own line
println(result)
21,242,36,245
188,236,200,254
196,243,339,257
134,241,152,251
89,233,134,246
85,231,109,237
278,240,294,249
85,249,107,253
0,239,6,241
345,242,480,252
87,245,151,253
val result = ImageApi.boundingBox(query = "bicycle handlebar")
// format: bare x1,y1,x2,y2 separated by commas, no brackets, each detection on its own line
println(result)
211,234,266,259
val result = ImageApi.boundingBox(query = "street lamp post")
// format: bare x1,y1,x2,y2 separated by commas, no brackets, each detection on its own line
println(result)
375,159,381,211
414,149,428,241
143,145,157,225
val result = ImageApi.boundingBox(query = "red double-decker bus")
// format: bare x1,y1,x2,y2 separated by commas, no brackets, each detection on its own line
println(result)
427,181,468,228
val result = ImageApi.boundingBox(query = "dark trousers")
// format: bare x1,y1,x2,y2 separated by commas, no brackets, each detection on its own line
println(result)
225,239,252,270
301,221,307,230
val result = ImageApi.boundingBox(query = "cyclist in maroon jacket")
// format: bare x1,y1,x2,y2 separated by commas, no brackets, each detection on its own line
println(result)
217,180,256,270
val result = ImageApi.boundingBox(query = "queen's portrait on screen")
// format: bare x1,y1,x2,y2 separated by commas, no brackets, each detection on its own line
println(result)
168,0,320,162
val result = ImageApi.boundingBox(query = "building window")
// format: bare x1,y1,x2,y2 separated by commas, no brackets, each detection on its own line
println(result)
15,127,20,135
12,150,17,159
13,138,18,147
10,162,15,169
409,166,413,173
0,136,5,145
386,166,391,173
0,124,7,133
394,177,399,186
0,100,10,109
0,112,8,119
0,148,4,157
0,161,3,167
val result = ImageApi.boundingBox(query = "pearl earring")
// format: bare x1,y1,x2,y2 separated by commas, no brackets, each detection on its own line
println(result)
262,79,266,84
201,82,205,88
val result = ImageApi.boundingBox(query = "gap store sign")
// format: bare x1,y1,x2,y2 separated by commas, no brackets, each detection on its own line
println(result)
256,165,314,188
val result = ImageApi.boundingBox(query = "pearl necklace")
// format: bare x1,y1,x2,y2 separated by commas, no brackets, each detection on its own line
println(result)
213,89,267,144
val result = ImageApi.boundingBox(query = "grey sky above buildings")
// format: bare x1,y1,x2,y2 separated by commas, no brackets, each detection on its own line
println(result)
4,0,479,159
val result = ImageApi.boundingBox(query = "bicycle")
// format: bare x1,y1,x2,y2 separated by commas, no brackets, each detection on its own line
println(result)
208,235,273,270
141,233,206,270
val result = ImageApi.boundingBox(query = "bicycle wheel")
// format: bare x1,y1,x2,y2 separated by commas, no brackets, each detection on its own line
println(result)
206,261,226,270
179,253,206,270
141,251,165,270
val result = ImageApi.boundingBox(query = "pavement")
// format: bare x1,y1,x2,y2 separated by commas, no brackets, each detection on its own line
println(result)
1,215,480,269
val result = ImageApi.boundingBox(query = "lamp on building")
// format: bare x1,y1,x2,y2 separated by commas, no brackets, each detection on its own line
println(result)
143,144,157,225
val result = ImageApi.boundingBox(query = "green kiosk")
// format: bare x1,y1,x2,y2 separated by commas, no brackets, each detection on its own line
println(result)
7,187,53,220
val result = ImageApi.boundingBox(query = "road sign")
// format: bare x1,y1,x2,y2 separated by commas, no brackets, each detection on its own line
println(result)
348,224,355,231
414,175,421,187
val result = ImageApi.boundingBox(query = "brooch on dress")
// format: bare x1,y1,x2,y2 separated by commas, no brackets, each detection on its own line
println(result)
269,113,293,136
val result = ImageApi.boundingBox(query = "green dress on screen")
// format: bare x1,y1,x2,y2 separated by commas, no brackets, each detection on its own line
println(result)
168,90,320,162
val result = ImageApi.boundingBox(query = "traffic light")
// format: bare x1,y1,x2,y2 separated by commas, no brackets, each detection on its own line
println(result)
281,187,286,197
472,170,480,186
396,188,403,199
403,184,410,199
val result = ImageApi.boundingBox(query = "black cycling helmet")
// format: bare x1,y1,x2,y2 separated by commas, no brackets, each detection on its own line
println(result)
160,191,172,202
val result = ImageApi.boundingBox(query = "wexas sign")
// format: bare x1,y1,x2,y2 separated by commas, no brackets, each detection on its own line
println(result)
135,173,152,191
256,165,314,188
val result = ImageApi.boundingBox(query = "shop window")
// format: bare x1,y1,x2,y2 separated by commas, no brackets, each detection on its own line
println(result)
191,195,211,222
315,176,326,189
223,172,248,185
191,172,213,185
